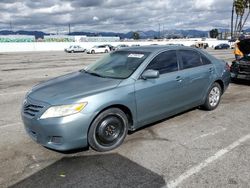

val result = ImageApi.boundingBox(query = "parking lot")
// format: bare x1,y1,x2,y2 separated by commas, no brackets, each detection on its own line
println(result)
0,49,250,188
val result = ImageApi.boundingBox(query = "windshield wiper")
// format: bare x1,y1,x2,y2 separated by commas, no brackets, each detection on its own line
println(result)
81,69,105,78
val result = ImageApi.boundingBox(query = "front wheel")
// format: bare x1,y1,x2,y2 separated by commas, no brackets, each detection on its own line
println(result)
88,108,128,152
202,82,222,111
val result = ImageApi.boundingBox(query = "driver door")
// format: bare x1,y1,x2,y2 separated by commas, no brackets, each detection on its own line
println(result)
135,50,186,126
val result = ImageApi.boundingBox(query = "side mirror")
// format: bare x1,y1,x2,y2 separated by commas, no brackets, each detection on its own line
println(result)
141,69,159,80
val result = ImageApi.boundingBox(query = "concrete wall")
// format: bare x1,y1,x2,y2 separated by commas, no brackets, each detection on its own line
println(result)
0,39,229,53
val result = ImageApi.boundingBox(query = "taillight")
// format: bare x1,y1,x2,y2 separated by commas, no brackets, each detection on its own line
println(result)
225,62,230,71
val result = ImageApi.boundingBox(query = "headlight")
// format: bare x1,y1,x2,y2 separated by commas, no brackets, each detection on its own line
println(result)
40,103,87,119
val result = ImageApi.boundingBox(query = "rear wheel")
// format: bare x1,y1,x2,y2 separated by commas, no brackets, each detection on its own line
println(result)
91,50,95,54
88,108,128,152
202,82,222,111
105,49,108,53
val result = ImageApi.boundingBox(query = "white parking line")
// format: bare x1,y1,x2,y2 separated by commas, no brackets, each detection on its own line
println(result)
183,127,227,145
167,134,250,188
0,91,26,96
0,122,22,128
192,127,227,141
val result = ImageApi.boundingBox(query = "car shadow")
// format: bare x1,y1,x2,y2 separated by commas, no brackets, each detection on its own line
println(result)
10,153,166,188
231,79,250,86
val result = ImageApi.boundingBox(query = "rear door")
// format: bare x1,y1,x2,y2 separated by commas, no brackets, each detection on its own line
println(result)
177,50,214,106
135,50,186,126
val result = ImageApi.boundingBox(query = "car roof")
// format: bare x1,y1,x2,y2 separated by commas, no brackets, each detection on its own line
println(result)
118,45,197,53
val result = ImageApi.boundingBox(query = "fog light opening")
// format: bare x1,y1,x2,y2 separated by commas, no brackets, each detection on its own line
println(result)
50,136,63,144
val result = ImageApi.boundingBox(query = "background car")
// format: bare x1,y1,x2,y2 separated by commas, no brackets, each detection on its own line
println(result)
214,43,230,50
114,44,129,50
87,45,110,54
64,45,86,53
103,44,115,51
231,39,250,81
131,44,140,47
22,46,230,152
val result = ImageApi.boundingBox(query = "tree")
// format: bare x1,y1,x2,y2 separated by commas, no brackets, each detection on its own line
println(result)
132,32,140,40
231,0,250,39
209,29,219,38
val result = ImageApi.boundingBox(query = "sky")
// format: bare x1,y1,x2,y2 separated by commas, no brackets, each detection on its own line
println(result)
0,0,239,33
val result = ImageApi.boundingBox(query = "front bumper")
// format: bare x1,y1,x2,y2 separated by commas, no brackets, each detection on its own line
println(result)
230,61,250,80
21,102,94,151
231,72,250,80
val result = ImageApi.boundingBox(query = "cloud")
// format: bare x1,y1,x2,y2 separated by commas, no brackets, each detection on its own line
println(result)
0,0,236,33
93,16,99,21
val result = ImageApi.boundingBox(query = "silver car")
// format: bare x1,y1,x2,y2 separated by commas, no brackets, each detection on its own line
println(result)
64,45,86,53
21,46,230,152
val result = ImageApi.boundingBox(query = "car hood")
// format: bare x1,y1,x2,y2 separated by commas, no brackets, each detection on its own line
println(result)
28,71,122,104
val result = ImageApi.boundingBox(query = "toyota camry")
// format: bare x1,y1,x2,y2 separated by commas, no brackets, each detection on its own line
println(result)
21,46,230,152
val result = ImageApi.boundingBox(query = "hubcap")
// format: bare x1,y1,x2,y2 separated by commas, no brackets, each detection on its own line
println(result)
96,116,124,146
209,86,220,107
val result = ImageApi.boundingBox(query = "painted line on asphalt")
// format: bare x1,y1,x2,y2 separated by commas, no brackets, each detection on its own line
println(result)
167,134,250,188
183,127,227,145
192,127,227,141
0,91,26,96
0,122,22,129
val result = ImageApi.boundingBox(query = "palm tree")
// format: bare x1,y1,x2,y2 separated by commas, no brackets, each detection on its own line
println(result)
234,0,245,37
231,0,250,38
239,0,250,33
231,0,235,39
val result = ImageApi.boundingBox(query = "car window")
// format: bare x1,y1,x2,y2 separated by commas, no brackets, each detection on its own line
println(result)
179,50,202,69
146,50,178,74
200,53,211,65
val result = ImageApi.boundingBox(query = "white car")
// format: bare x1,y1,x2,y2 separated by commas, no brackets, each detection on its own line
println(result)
87,45,110,54
114,44,129,50
65,45,85,53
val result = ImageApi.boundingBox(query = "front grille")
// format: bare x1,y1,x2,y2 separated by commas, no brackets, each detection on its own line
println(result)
23,102,44,117
239,65,250,73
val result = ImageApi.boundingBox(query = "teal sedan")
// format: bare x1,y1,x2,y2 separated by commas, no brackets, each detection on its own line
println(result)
21,46,230,152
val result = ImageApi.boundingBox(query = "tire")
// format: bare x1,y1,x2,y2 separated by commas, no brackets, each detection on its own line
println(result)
91,50,95,54
88,108,128,152
105,49,108,53
202,82,222,111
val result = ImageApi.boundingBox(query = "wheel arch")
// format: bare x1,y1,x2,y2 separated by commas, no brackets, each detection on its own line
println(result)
214,79,225,93
89,104,134,131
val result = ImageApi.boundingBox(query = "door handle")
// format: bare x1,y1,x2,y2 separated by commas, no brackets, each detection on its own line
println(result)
176,76,182,82
209,67,214,72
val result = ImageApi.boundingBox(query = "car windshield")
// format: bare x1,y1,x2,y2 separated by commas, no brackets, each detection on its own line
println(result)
84,51,150,79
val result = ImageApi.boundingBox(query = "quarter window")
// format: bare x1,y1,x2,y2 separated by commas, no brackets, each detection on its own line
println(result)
146,51,178,74
179,50,202,69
